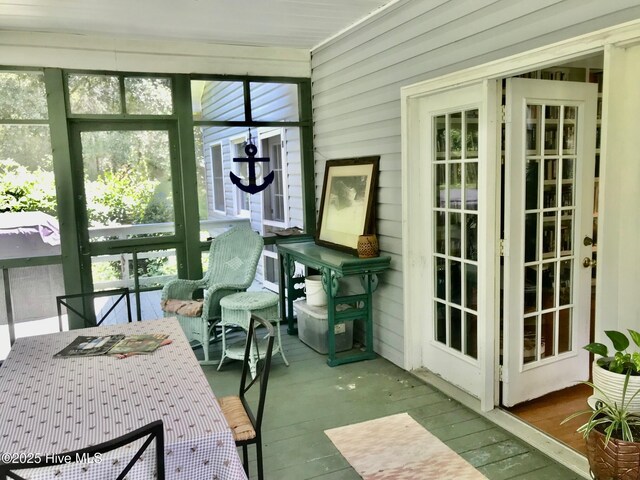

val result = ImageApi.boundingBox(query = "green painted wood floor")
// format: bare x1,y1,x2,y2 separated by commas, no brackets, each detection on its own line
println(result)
200,328,583,480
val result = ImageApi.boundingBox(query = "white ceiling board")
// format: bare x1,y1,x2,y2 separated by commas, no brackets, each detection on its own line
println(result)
0,0,395,49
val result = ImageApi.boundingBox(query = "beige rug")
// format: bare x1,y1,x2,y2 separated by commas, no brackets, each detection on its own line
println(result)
325,413,487,479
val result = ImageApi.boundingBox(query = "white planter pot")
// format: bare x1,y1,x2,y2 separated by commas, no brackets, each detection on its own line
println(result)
592,360,640,412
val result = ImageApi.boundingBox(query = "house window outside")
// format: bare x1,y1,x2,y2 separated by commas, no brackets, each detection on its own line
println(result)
262,244,279,291
261,132,286,226
210,143,225,213
231,137,250,217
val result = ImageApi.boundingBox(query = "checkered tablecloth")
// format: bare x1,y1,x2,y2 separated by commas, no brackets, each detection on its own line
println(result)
0,318,247,480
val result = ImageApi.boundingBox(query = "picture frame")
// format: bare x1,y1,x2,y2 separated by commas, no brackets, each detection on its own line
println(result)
316,156,379,254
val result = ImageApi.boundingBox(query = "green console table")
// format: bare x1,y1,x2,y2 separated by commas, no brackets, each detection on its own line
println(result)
277,240,391,367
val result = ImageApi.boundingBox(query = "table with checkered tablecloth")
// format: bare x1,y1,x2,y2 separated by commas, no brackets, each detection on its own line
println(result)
0,317,247,480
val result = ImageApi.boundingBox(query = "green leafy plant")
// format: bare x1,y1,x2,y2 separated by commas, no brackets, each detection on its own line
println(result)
584,330,640,375
562,371,640,444
0,160,57,214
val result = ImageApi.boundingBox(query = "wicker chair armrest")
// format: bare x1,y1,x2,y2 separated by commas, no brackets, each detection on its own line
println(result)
161,278,207,301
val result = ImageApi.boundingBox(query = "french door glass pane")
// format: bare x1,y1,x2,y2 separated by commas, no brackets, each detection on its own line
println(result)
525,160,540,210
526,105,541,154
431,109,479,359
449,112,462,159
522,102,579,365
434,164,446,207
541,312,555,358
465,313,478,359
465,110,479,158
558,309,572,353
465,163,478,211
81,130,174,241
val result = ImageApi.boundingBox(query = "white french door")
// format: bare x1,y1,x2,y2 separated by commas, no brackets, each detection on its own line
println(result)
414,81,498,410
502,78,597,406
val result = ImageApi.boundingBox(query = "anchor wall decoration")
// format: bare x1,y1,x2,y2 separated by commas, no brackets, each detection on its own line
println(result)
230,130,274,194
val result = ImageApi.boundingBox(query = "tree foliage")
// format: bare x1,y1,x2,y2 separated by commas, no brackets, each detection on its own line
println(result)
86,164,172,227
0,160,57,214
0,71,177,282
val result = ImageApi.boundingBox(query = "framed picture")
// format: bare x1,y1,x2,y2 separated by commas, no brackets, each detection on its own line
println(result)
316,156,379,254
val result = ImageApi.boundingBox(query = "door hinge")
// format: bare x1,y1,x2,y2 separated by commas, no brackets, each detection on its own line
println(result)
500,105,506,122
498,365,504,382
499,239,505,257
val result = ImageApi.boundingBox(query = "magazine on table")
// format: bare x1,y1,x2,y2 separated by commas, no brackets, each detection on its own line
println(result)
54,335,125,357
55,333,169,357
108,334,169,355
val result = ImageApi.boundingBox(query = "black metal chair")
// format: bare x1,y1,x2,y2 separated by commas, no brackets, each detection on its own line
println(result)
0,420,164,480
56,287,133,330
217,314,274,480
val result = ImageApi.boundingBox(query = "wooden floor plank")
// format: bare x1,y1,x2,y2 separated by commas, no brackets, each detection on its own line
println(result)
201,326,584,479
446,427,512,454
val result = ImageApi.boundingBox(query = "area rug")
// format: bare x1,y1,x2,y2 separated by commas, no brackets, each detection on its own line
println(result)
325,413,487,479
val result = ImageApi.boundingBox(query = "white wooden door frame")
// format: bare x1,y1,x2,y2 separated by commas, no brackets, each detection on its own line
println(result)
402,19,640,411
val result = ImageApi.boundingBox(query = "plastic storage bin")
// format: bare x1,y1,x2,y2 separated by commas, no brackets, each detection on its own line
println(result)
293,299,354,354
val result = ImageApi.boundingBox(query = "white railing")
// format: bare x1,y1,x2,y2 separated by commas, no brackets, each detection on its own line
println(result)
89,217,250,290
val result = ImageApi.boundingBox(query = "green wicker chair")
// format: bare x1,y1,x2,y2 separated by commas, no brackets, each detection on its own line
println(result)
160,225,263,364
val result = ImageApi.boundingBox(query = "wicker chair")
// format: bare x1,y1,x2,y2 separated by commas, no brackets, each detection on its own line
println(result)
160,225,263,364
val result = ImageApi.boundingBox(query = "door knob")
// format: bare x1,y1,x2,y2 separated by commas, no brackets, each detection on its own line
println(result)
582,257,597,268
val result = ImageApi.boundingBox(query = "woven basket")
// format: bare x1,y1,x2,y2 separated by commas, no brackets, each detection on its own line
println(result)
586,427,640,479
357,234,379,258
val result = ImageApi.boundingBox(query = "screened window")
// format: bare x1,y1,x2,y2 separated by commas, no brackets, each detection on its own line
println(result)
0,70,60,359
68,74,121,114
124,77,173,115
67,74,173,116
0,71,57,259
261,132,285,224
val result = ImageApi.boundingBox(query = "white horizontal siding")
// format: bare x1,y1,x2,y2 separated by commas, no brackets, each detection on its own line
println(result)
311,0,640,367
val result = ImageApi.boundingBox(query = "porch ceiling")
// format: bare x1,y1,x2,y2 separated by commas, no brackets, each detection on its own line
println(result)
0,0,394,49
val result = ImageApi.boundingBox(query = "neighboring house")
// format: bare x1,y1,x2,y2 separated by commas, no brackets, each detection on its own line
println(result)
198,80,304,290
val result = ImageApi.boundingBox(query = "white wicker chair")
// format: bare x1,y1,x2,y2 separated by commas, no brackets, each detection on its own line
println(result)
160,225,263,364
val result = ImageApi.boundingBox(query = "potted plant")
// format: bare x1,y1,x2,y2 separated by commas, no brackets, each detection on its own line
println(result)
585,330,640,412
563,372,640,479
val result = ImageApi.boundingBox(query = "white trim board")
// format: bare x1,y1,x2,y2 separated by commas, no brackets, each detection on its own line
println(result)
0,31,311,77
